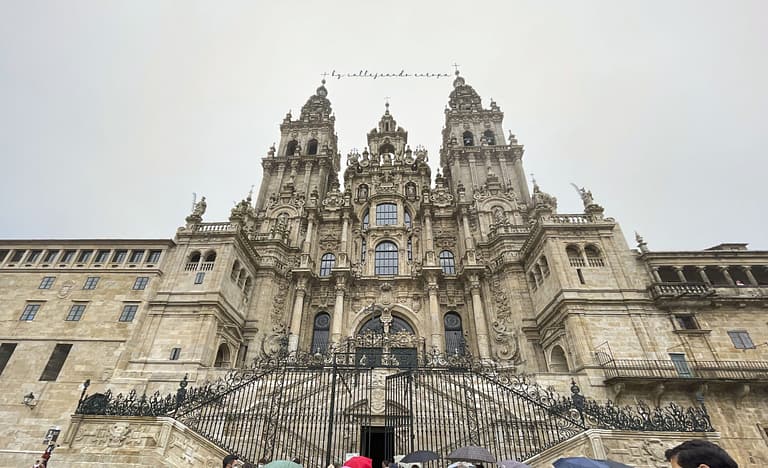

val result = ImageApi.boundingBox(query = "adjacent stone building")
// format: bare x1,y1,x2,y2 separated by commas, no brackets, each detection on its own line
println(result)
1,73,767,467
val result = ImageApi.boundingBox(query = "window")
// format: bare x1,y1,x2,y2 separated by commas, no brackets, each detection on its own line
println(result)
404,210,412,228
361,238,367,263
112,250,127,263
549,345,569,372
66,304,86,321
147,250,162,263
307,139,318,155
376,203,397,225
584,244,605,267
203,251,216,263
169,347,181,360
214,344,231,368
311,312,331,353
444,312,464,356
675,315,699,330
133,277,149,290
83,276,99,290
462,131,474,146
40,344,72,381
0,343,17,377
10,250,25,262
194,272,205,284
43,250,59,263
26,250,42,263
20,304,40,321
362,209,370,229
285,140,298,156
669,353,693,377
39,277,55,289
60,250,76,263
230,260,240,280
379,143,395,154
439,250,456,275
94,250,110,263
407,237,412,261
483,130,496,145
0,249,8,262
566,245,584,267
728,331,755,349
77,250,93,263
129,250,145,263
319,253,335,277
119,304,138,322
375,241,398,275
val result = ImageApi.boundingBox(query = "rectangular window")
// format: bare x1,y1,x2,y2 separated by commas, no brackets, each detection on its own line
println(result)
83,276,100,290
147,250,162,263
169,347,181,360
43,250,59,263
65,304,86,321
60,250,76,263
675,315,699,330
11,250,25,262
129,250,145,263
0,343,17,376
20,304,40,321
94,250,110,263
375,203,398,225
39,276,56,289
39,343,72,381
112,250,127,263
26,250,42,263
119,304,138,322
77,250,93,263
669,353,693,377
133,276,150,290
728,331,755,349
194,272,205,284
0,249,9,262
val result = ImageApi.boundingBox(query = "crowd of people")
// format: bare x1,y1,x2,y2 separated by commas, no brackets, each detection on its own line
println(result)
221,439,739,468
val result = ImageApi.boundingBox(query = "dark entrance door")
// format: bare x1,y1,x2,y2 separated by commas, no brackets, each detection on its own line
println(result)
361,426,394,468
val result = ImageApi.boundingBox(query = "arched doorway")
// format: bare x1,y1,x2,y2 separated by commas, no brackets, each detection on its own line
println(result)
353,310,419,368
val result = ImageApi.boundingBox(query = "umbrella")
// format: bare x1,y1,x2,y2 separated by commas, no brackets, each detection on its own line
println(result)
264,461,302,468
553,457,633,468
400,451,440,463
344,456,373,468
447,446,496,464
499,460,532,468
447,463,475,468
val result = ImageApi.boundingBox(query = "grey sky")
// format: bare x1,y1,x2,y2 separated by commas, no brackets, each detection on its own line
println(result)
1,1,766,251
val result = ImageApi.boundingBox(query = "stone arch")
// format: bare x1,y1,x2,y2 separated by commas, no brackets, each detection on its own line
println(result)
349,303,421,337
230,259,240,281
188,251,201,263
379,143,395,155
307,139,319,155
203,250,217,263
285,140,298,156
214,343,232,368
549,345,569,373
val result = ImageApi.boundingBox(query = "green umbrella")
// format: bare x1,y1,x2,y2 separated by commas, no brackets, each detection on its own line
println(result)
264,461,302,468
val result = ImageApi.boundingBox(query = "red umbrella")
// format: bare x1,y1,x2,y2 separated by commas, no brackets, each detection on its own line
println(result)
344,456,373,468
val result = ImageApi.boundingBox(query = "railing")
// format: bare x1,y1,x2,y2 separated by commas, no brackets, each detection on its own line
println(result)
548,214,592,224
648,282,714,299
199,261,215,271
600,358,768,381
568,257,586,267
587,257,605,267
184,262,198,271
193,222,240,233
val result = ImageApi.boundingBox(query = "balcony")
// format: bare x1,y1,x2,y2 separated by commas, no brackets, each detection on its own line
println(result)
648,282,714,299
600,358,768,383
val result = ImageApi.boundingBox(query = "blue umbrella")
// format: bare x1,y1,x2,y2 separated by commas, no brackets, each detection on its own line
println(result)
553,457,633,468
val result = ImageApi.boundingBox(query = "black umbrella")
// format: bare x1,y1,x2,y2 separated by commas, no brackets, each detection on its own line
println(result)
447,446,496,464
400,451,440,463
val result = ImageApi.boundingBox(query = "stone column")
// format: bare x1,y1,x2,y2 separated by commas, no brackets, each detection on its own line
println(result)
651,267,662,282
302,215,315,253
674,266,687,282
697,266,711,285
331,277,346,343
302,160,314,198
427,282,443,352
339,213,350,267
469,275,491,360
512,150,531,203
743,266,759,286
720,267,736,286
288,278,308,352
423,209,436,265
461,208,475,251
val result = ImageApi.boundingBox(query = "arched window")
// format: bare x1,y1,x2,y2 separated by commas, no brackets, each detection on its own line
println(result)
566,245,584,267
189,251,201,263
540,256,550,276
307,139,318,155
534,264,543,284
584,244,604,267
319,253,335,277
462,131,474,146
230,260,240,281
361,237,367,263
311,312,330,353
375,241,398,275
243,276,253,295
444,312,465,355
362,209,370,229
404,210,412,228
439,250,456,275
285,140,298,156
483,130,496,145
549,345,568,372
376,203,397,225
204,251,216,263
407,237,413,261
214,344,231,368
237,269,246,287
529,272,538,290
379,143,395,154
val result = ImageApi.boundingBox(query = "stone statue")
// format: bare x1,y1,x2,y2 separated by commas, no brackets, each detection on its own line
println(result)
406,183,417,199
493,206,508,225
347,151,359,166
358,184,368,200
268,143,276,157
192,196,207,217
571,183,594,208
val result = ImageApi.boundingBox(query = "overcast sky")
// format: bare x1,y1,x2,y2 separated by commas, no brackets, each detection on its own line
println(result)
1,1,766,251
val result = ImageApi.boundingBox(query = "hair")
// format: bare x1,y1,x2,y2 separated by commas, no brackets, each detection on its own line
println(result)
223,454,240,468
665,440,738,468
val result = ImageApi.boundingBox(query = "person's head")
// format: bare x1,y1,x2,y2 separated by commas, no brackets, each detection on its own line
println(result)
665,440,738,468
243,463,254,468
382,460,390,468
223,454,240,468
292,458,301,465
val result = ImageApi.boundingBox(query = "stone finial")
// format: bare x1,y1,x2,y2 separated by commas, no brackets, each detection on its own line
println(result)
636,231,650,253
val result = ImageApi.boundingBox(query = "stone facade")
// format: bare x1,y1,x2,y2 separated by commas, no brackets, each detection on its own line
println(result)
1,73,768,466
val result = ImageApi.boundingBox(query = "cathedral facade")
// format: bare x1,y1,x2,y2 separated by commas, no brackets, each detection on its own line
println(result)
1,74,768,467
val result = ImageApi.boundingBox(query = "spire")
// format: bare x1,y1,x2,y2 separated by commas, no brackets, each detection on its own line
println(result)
298,78,333,122
448,70,483,112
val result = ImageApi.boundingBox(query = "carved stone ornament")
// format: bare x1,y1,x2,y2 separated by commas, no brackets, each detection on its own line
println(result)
492,317,521,364
430,185,454,207
322,187,345,212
